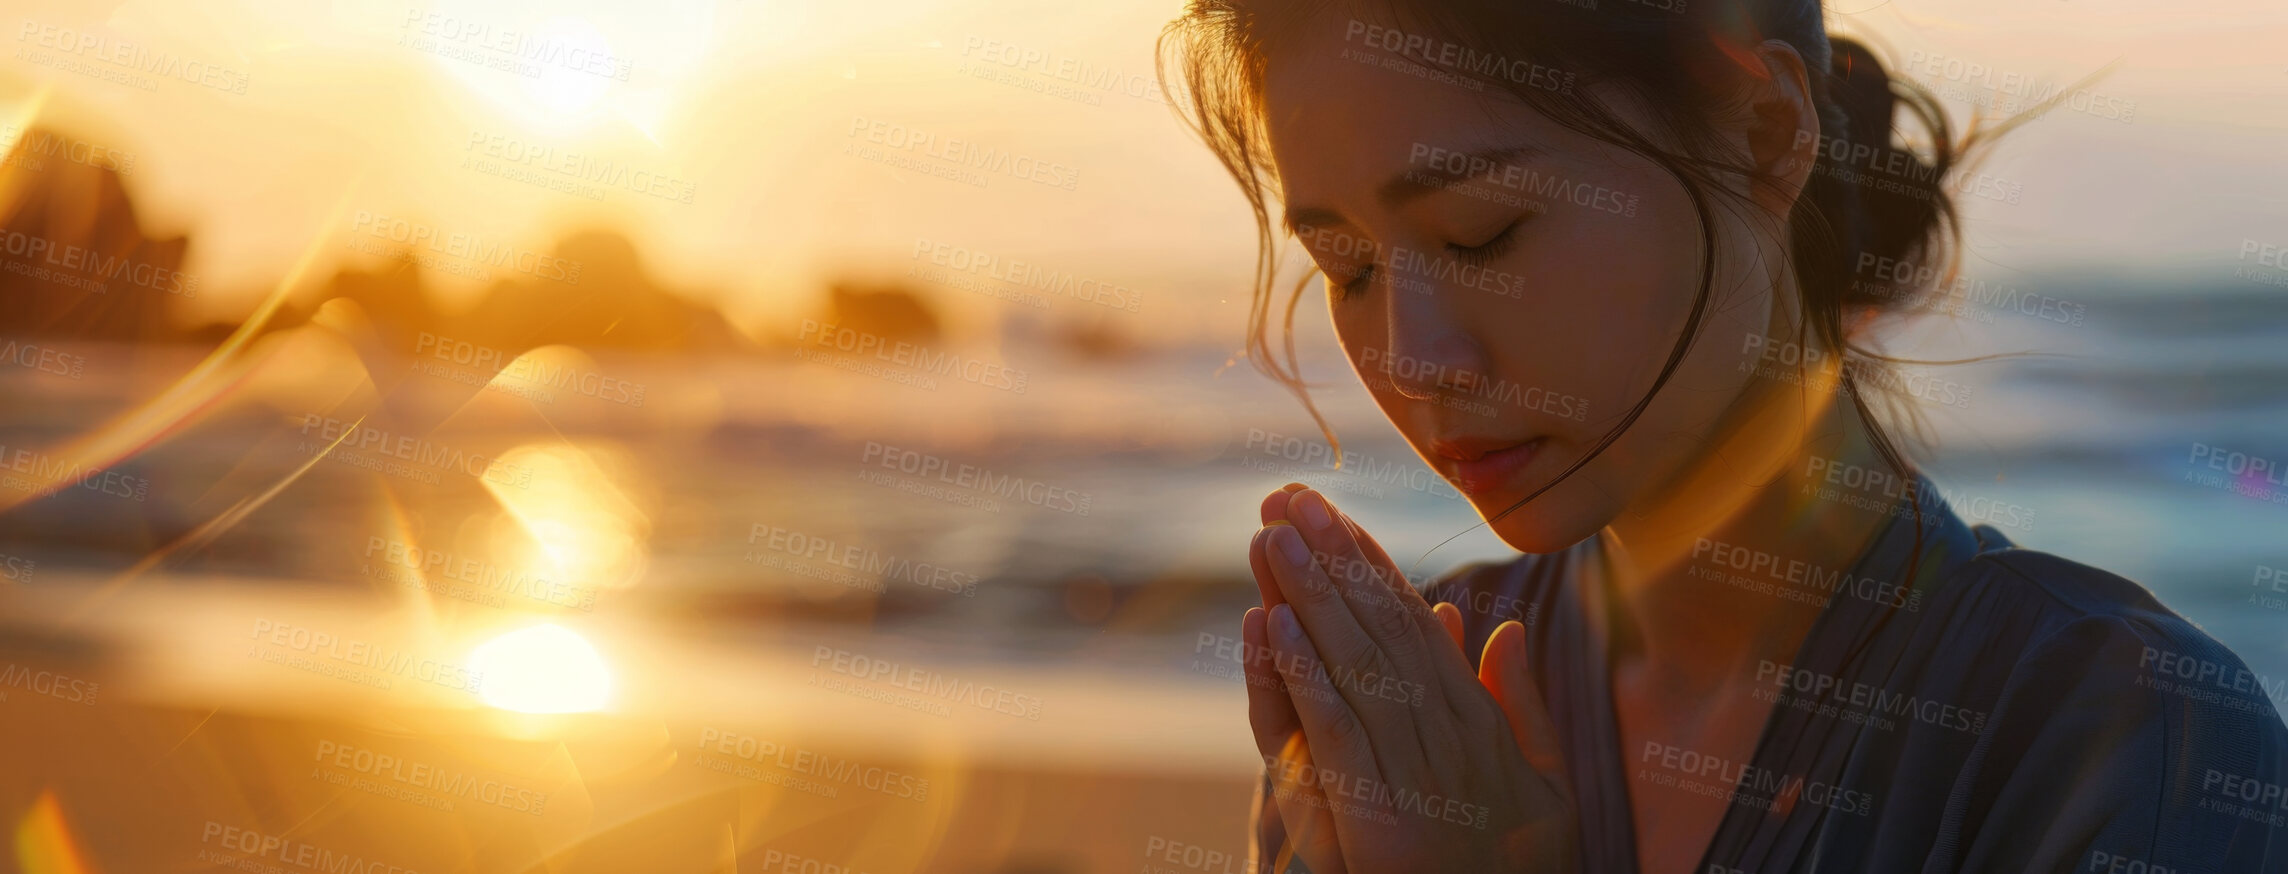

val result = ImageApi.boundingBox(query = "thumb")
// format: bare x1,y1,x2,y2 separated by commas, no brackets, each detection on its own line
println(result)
1433,601,1465,653
1479,620,1568,789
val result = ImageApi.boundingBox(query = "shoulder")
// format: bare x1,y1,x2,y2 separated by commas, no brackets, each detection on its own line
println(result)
1936,533,2288,868
1952,535,2271,713
1961,534,2177,625
1950,534,2288,787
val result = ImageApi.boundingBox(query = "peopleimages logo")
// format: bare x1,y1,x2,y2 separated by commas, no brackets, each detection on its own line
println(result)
1901,51,2136,123
957,35,1170,107
0,340,86,379
2236,239,2288,287
1638,741,1873,816
1355,346,1590,421
464,131,696,204
1803,456,2036,532
0,663,98,705
297,414,533,488
2188,443,2288,495
348,211,582,284
910,238,1142,313
858,442,1091,516
2253,565,2288,612
798,320,1029,394
0,228,197,297
1754,660,1986,733
1193,631,1427,708
1854,254,2085,328
199,822,417,874
363,536,594,611
1691,537,1920,611
2140,647,2288,705
0,442,150,502
402,11,635,82
810,646,1043,720
1341,20,1574,94
15,19,252,94
0,124,135,175
695,728,932,802
1142,836,1261,874
2203,769,2288,811
1241,428,1463,502
311,740,547,814
1262,755,1491,829
845,116,1080,191
746,524,980,597
1408,143,1639,217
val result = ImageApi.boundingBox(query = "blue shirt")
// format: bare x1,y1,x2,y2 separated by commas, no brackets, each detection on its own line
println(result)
1255,477,2288,872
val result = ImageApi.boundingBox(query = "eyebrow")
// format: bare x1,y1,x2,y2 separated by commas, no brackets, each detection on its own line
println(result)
1280,144,1548,236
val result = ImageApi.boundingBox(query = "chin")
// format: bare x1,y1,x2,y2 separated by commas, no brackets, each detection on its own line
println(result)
1477,498,1603,555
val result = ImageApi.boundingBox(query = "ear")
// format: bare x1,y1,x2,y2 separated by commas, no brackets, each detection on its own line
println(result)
1740,39,1820,218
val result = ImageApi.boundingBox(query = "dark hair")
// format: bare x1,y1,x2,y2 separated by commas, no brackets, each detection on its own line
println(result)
1158,0,2017,580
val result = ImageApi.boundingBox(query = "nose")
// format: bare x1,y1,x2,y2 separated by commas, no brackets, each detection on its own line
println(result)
1378,278,1492,402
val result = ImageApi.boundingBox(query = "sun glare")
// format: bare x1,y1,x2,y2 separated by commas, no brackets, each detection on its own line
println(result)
469,624,613,713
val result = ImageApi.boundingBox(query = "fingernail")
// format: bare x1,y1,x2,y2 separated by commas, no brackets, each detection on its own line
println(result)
1272,525,1311,567
1270,603,1301,639
1296,490,1333,531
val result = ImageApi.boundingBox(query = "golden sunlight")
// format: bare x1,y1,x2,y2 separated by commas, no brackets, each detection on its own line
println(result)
468,623,612,713
480,440,650,594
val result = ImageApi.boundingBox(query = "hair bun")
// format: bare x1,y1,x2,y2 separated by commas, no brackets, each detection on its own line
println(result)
1828,38,1896,154
1822,36,1943,283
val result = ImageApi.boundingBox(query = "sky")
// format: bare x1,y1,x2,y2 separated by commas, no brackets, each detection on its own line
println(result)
3,0,2284,340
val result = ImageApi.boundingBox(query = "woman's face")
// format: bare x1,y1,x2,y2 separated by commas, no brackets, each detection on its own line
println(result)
1260,20,1801,553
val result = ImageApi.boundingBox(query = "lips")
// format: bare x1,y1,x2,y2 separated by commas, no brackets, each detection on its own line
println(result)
1433,436,1547,497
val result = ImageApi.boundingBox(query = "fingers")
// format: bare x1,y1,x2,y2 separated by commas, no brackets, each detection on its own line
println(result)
1262,525,1381,680
1434,601,1465,653
1250,483,1309,608
1281,489,1432,672
1285,490,1480,700
1261,482,1308,525
1480,620,1570,790
1266,604,1376,772
1242,607,1300,759
1248,766,1290,874
1345,513,1441,648
1267,731,1348,874
1262,525,1430,770
1249,526,1288,610
1264,603,1394,836
1247,605,1343,873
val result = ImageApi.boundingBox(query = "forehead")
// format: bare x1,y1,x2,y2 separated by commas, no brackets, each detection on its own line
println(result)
1258,16,1550,202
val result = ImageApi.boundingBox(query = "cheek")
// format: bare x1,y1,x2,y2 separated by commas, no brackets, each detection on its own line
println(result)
1567,186,1779,481
1500,202,1706,424
1596,161,1783,380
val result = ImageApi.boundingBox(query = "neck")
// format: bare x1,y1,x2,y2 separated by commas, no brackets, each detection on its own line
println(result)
1601,355,1902,688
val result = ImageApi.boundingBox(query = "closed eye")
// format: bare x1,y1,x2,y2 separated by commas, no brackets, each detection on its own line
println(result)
1447,218,1526,268
1317,215,1525,302
1331,263,1375,302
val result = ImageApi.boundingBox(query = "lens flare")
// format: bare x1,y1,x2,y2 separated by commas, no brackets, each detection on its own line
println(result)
469,624,612,713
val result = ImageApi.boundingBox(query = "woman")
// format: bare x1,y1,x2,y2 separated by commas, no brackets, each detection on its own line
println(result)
1159,0,2288,871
